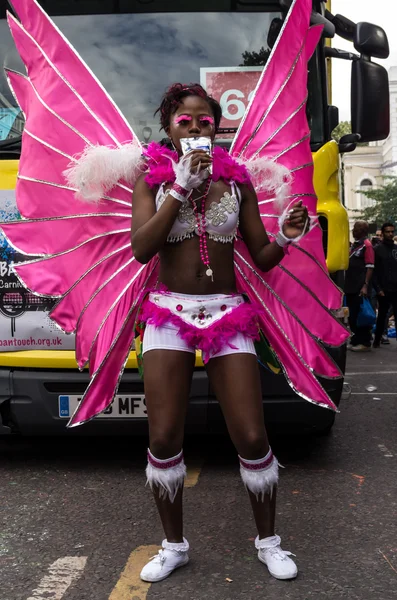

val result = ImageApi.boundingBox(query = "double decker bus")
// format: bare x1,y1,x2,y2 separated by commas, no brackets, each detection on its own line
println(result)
0,0,390,435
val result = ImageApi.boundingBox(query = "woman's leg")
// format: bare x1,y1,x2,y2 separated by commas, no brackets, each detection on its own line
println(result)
206,348,297,579
144,347,195,542
140,343,195,583
206,352,275,537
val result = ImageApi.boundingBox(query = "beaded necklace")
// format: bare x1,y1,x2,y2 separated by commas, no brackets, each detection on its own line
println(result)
189,176,214,281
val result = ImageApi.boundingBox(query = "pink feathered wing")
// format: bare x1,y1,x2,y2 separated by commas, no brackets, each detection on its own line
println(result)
1,0,158,426
0,0,349,426
231,0,349,410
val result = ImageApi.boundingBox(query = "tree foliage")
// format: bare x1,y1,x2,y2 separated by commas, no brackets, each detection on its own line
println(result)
332,120,368,146
240,47,270,66
357,176,397,225
331,120,351,143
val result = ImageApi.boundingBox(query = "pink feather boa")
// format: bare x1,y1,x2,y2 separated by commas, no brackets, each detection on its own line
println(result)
140,296,260,362
144,142,251,188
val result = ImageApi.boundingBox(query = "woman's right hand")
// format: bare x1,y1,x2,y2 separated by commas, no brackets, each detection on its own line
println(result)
184,149,212,174
173,150,212,191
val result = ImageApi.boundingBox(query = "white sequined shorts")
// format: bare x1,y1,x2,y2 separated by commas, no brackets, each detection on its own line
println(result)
141,292,257,362
142,321,256,361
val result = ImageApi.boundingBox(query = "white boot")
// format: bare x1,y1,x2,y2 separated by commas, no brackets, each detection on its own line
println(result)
140,538,189,582
256,535,298,580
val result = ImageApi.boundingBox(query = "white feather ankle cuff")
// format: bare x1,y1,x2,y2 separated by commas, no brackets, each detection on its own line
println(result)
239,452,279,500
146,449,186,503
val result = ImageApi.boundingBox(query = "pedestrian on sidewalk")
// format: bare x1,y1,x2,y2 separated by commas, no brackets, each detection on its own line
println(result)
345,221,375,352
373,222,397,348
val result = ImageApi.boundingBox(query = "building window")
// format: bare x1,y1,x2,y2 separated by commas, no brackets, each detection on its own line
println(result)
360,178,375,209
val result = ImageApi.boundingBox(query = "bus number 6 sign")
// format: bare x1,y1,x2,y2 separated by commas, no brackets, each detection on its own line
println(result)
200,66,263,133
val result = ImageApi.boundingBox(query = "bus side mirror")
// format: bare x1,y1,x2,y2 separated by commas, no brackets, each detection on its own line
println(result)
351,58,390,143
354,22,389,59
339,133,361,154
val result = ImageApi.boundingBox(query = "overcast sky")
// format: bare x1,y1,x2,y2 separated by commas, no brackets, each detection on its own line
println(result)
332,0,397,121
1,2,395,136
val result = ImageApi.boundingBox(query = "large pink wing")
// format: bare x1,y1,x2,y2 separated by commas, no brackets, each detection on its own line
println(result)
0,0,155,427
231,0,348,410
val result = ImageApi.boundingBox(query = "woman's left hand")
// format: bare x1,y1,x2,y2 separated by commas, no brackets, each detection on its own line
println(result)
282,201,309,239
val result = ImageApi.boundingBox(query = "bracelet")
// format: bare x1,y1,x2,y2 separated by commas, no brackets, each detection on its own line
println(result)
275,230,292,248
169,182,190,204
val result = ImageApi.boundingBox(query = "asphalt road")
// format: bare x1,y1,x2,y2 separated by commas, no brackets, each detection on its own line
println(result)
1,345,396,600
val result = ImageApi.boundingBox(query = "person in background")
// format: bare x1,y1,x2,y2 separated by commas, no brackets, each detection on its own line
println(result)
371,229,389,342
373,222,397,348
371,229,383,248
345,221,375,352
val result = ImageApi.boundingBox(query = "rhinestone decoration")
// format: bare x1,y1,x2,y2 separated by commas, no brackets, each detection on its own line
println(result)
177,202,196,232
176,304,183,312
220,304,227,311
205,192,239,227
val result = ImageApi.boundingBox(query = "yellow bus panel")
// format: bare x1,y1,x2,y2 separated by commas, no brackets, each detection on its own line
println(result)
313,140,349,273
0,161,19,189
0,349,204,369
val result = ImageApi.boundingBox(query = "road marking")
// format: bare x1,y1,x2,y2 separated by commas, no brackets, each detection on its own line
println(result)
185,461,203,488
346,371,397,376
351,393,397,396
378,444,394,458
109,545,158,600
26,557,87,600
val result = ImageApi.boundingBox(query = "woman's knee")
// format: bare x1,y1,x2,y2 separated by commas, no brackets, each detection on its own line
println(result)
149,428,184,459
236,429,269,460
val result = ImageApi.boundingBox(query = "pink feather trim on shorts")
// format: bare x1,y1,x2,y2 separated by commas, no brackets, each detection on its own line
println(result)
139,297,260,362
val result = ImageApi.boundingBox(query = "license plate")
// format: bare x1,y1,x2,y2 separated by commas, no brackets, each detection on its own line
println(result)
58,395,147,419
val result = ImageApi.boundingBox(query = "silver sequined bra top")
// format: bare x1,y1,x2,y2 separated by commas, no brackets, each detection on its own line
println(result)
155,181,242,244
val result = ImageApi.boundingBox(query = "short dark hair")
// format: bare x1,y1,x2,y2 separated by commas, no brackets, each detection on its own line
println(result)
354,220,369,234
155,83,222,132
381,222,395,233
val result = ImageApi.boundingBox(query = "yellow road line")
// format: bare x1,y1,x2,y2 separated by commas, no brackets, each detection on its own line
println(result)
108,464,202,599
108,545,158,600
185,462,203,488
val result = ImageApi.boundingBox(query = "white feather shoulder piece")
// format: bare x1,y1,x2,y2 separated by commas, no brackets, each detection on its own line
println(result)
63,143,145,202
237,156,292,209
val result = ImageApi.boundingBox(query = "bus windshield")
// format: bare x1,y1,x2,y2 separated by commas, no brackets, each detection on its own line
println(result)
0,6,325,149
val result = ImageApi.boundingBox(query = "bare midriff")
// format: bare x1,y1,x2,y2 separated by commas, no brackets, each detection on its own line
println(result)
158,179,238,295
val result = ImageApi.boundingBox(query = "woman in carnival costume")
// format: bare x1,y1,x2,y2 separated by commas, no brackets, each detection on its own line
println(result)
1,0,349,584
132,83,306,581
